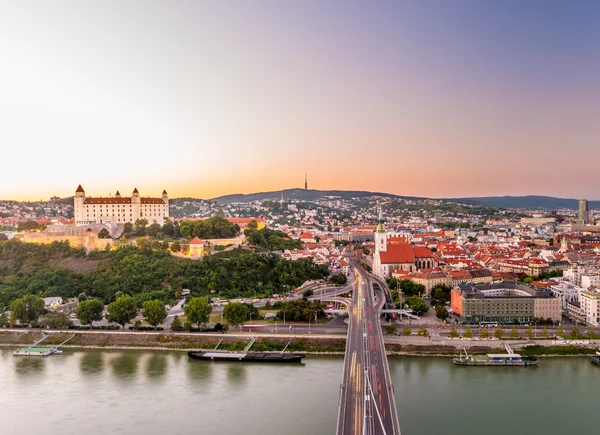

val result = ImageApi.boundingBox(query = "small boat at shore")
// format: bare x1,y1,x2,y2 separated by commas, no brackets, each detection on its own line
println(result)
13,333,74,357
188,337,305,364
454,344,538,367
591,350,600,366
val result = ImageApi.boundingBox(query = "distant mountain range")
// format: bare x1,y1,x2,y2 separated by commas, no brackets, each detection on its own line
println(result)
443,195,600,210
211,188,425,204
211,189,599,210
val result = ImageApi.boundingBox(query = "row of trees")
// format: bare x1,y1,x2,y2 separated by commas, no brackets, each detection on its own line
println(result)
179,216,240,239
244,226,302,251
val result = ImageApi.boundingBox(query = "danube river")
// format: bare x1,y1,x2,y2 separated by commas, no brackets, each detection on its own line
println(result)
1,349,598,435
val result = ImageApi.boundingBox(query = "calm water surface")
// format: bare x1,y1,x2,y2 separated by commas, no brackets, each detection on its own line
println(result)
1,349,598,435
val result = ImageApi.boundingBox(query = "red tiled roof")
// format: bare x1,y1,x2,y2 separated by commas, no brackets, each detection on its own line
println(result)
140,198,165,204
413,246,434,258
300,232,314,239
133,188,139,193
379,243,414,264
190,237,202,244
76,185,85,193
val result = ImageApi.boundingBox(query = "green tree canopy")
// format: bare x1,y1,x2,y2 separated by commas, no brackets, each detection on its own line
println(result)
142,299,167,329
39,311,72,329
184,297,212,328
76,299,104,327
223,302,248,330
107,295,137,329
10,295,45,326
98,228,111,239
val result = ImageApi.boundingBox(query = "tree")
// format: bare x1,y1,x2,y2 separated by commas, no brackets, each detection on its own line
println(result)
480,328,489,339
39,311,72,329
386,323,397,335
184,297,212,328
557,325,565,337
495,327,505,340
162,219,175,237
147,223,162,237
435,306,449,321
449,327,458,338
107,295,137,329
417,327,429,337
526,326,534,339
585,328,597,339
98,228,111,239
464,327,473,339
404,296,429,315
223,302,248,330
509,326,519,339
0,233,8,241
542,326,549,338
78,292,88,302
331,273,348,285
402,325,412,336
143,299,167,330
76,299,104,327
10,295,45,327
170,241,181,253
571,326,582,339
122,222,133,237
134,218,149,236
171,315,183,331
246,220,258,231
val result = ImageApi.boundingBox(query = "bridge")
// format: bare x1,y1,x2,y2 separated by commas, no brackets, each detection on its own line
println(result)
336,260,401,434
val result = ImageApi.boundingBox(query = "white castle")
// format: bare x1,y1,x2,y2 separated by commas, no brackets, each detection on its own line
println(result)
74,185,169,226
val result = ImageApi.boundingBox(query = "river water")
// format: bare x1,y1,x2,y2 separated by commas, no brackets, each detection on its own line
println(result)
1,349,598,435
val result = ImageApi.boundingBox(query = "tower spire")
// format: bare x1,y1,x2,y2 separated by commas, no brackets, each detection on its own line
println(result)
375,203,386,233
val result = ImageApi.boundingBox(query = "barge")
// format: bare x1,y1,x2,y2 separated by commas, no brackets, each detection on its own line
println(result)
591,350,600,366
454,344,538,367
13,333,74,357
188,337,305,363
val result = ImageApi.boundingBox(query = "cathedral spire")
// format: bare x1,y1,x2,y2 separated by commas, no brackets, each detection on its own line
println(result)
375,203,386,233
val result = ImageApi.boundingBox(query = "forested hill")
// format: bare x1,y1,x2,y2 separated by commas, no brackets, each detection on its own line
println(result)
0,240,328,308
446,195,600,210
210,188,424,204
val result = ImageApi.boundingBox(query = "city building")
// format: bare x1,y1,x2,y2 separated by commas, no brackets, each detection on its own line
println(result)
580,287,600,327
189,237,205,257
74,185,169,226
372,206,437,278
451,281,561,324
578,199,589,225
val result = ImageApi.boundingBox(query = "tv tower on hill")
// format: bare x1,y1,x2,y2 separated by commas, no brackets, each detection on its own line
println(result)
305,174,308,190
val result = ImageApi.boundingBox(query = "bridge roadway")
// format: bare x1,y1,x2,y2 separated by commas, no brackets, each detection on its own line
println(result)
336,261,401,435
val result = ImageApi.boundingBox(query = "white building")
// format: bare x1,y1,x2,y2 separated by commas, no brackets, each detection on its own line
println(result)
74,185,169,226
550,280,584,309
580,288,600,326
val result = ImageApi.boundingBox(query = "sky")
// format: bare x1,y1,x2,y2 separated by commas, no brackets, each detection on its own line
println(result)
1,0,600,201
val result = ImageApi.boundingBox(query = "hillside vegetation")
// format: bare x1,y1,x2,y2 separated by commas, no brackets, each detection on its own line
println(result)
0,239,328,308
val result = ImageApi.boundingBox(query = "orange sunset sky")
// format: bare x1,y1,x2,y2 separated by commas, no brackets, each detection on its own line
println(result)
1,1,600,201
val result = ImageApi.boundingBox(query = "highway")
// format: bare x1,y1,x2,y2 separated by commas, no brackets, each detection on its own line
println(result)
336,261,401,435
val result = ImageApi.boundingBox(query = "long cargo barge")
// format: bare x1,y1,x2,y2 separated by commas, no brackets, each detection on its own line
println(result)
188,351,305,363
453,344,538,367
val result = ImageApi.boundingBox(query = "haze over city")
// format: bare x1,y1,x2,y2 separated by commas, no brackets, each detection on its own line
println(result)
2,0,600,201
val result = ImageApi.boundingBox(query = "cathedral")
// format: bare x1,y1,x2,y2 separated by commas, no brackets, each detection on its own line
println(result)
372,205,437,278
74,185,169,226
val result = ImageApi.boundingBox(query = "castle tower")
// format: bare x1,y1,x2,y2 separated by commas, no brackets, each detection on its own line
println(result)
115,191,121,198
74,185,86,224
162,189,169,210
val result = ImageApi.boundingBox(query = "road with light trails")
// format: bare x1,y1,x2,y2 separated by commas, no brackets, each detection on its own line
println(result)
336,259,401,435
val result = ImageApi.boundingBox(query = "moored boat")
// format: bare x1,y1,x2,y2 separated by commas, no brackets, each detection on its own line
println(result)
591,350,600,366
188,351,305,363
453,345,538,367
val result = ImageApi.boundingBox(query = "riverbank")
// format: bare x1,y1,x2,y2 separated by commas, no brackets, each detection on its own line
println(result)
1,329,598,356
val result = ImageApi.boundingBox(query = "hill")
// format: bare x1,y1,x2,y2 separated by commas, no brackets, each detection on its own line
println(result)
446,195,600,210
211,188,425,204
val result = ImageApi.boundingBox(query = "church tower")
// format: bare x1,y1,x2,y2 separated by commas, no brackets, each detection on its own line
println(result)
374,204,387,253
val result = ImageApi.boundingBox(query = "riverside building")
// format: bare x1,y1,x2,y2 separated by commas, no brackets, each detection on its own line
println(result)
451,281,561,325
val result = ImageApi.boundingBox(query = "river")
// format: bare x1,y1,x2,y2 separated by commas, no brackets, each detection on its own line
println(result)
1,349,598,435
